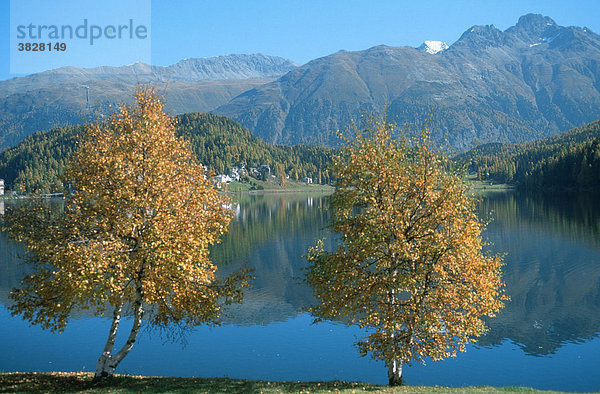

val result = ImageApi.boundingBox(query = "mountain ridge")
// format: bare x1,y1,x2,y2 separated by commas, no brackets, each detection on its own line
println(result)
215,13,600,150
3,14,600,152
0,54,298,151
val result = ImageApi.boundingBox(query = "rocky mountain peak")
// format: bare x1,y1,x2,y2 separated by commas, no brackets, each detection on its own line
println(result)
516,13,556,31
508,14,560,43
216,14,600,150
454,24,505,49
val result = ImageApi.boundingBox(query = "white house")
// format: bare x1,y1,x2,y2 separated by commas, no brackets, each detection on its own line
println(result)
0,179,4,195
302,177,313,184
215,174,233,184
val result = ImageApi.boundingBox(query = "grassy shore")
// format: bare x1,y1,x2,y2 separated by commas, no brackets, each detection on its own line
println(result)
0,372,561,393
222,176,511,194
0,180,333,200
465,175,514,193
223,178,334,193
0,176,510,197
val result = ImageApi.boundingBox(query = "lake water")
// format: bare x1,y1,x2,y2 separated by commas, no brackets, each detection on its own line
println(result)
1,192,600,391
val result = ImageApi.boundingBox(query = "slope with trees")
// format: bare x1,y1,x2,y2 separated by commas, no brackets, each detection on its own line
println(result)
0,112,332,194
463,119,600,190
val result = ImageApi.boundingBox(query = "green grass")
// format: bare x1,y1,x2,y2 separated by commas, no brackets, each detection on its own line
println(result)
465,174,514,193
0,372,563,393
225,176,510,195
223,178,334,193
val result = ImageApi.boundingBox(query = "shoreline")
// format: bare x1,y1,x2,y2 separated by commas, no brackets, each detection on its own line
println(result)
0,372,555,393
226,186,334,195
0,185,335,200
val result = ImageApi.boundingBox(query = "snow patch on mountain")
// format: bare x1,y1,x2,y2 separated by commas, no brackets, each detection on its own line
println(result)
418,41,449,54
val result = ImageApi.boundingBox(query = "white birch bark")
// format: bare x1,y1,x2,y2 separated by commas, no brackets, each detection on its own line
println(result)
111,292,144,367
387,265,403,386
95,302,123,378
95,283,145,379
387,359,403,386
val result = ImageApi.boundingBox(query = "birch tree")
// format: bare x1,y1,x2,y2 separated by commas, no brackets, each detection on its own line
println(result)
6,88,251,379
306,117,505,386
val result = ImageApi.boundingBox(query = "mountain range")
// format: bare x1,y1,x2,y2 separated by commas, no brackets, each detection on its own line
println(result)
1,14,600,152
215,14,600,149
0,54,297,150
216,14,600,150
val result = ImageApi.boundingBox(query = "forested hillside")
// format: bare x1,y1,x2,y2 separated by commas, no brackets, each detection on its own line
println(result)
0,113,332,194
464,120,600,190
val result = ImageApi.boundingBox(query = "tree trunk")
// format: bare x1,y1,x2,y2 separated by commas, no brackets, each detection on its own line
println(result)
95,302,123,379
95,285,144,379
386,267,403,386
387,359,403,386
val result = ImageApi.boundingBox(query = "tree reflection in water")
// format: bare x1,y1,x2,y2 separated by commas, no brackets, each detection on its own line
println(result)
2,191,600,356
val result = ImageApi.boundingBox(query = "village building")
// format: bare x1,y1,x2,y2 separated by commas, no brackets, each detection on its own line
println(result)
215,174,233,184
229,168,242,181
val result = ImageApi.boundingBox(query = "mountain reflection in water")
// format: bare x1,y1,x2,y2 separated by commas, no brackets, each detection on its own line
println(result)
477,192,600,356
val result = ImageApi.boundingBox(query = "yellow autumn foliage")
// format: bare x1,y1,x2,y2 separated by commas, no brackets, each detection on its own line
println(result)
306,116,505,385
6,88,251,377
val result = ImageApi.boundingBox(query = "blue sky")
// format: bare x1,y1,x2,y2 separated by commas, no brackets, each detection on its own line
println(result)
1,0,600,81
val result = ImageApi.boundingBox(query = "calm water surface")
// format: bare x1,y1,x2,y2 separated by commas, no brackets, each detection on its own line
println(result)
1,192,599,391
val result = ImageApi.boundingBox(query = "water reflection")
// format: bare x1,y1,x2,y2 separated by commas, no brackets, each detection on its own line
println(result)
2,192,600,357
0,225,30,302
0,194,335,324
214,193,334,325
477,192,600,356
0,198,63,303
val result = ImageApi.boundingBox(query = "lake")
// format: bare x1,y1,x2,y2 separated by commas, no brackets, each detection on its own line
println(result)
1,192,599,391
